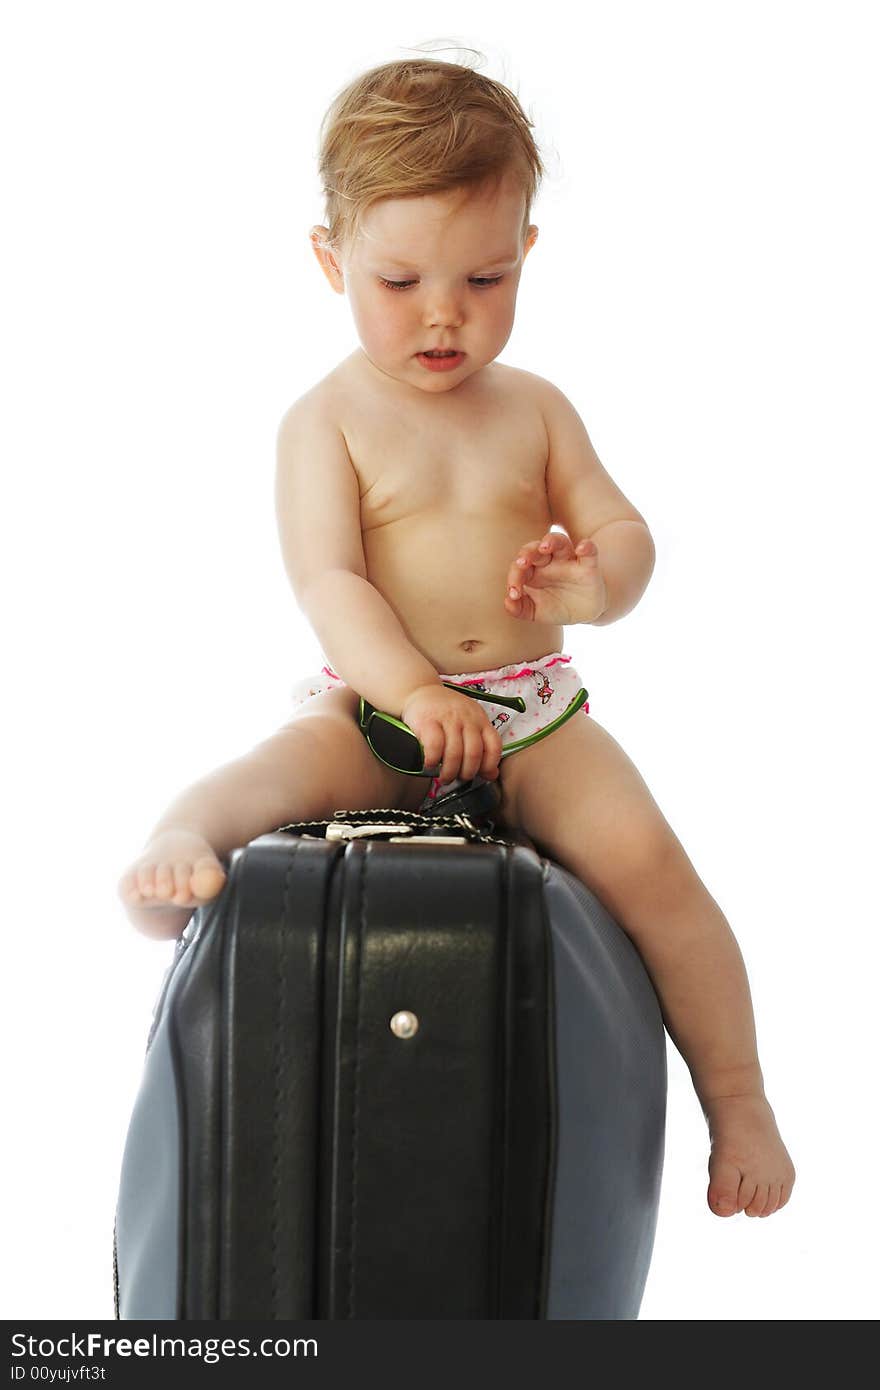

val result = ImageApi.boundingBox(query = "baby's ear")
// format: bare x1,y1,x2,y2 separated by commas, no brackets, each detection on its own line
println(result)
309,226,345,294
522,225,539,261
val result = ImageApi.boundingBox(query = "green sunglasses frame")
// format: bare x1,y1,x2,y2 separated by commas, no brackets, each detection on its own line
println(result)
357,679,589,779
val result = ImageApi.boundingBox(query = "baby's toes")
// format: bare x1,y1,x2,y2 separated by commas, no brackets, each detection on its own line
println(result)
760,1182,782,1218
707,1155,742,1217
190,855,226,901
167,861,193,906
153,862,176,901
744,1182,770,1218
136,863,157,899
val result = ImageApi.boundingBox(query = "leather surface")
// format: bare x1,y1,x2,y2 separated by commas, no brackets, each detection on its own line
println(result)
219,836,335,1317
315,839,553,1318
217,834,551,1318
114,975,183,1319
114,830,666,1320
542,864,667,1318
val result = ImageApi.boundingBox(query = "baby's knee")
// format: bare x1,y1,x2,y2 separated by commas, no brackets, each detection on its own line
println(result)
246,716,342,802
248,709,422,821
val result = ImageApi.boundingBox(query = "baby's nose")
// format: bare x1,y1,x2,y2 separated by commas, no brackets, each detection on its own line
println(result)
424,296,464,328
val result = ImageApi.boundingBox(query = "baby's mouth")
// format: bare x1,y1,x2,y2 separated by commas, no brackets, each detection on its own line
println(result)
421,349,460,357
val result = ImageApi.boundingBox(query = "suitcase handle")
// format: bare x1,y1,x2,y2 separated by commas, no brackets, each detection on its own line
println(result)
329,824,472,845
275,804,521,849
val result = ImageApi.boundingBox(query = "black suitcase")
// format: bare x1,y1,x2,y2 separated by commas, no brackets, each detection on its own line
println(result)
114,804,667,1320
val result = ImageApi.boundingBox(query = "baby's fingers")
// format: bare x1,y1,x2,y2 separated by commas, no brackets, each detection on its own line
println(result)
507,539,540,589
459,723,486,783
535,531,577,562
416,718,445,774
507,532,572,590
481,726,503,780
505,584,536,621
438,723,463,785
574,538,598,558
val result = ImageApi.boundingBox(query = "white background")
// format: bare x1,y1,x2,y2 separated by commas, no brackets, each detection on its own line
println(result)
2,0,877,1322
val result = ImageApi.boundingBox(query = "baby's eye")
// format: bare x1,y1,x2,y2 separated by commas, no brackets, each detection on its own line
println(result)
378,276,504,292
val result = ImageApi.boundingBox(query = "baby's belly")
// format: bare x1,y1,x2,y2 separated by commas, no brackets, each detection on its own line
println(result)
363,513,564,675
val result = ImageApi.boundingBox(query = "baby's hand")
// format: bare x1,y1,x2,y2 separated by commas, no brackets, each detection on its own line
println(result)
505,531,608,625
400,684,503,785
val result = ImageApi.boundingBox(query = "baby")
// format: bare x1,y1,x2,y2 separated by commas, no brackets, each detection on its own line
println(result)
118,57,795,1220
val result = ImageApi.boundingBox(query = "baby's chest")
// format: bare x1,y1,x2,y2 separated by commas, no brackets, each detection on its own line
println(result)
347,405,549,529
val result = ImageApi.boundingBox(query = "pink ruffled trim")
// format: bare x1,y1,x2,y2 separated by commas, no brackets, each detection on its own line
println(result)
320,652,572,687
444,654,572,686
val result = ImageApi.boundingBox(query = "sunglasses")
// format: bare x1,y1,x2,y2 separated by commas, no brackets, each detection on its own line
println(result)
358,680,589,778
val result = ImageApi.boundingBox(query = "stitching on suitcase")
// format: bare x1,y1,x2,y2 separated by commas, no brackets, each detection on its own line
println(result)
348,846,366,1318
271,846,297,1318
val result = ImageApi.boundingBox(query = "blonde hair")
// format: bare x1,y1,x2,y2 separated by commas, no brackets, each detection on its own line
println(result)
314,55,547,259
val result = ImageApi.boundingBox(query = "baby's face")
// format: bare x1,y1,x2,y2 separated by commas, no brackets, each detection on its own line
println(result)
312,174,538,395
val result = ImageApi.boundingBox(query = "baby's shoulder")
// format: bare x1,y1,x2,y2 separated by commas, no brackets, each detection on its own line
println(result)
491,363,566,419
276,362,350,430
494,363,550,393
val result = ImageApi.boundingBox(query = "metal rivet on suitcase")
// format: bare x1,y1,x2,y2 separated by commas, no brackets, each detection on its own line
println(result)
390,1010,419,1039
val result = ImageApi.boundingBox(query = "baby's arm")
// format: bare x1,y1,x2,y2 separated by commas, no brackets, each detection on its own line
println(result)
586,521,656,626
276,397,503,778
276,397,503,784
539,381,656,625
276,395,439,716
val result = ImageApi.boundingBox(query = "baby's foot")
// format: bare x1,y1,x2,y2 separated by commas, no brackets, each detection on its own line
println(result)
117,829,227,940
703,1092,796,1218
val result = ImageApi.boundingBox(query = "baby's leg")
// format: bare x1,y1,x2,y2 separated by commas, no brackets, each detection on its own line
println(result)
118,687,429,940
497,713,796,1219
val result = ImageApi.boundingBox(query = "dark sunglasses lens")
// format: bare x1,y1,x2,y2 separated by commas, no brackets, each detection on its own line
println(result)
368,716,425,773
